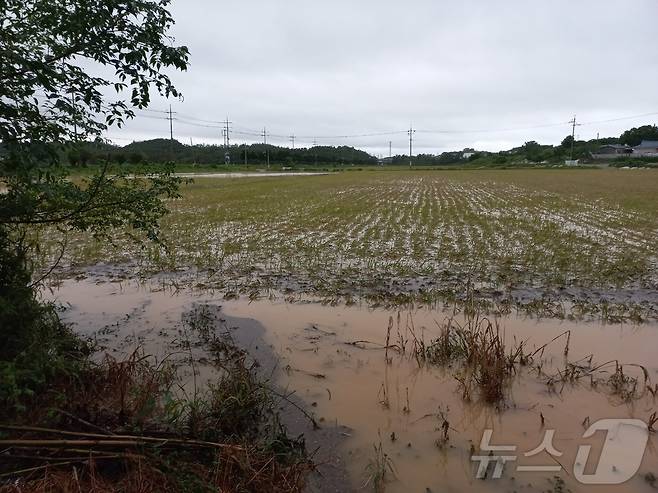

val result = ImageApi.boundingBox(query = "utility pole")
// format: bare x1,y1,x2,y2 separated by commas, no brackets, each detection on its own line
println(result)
167,104,176,161
223,117,232,148
168,105,174,140
223,117,232,165
244,147,248,166
568,115,580,162
262,127,270,169
289,134,295,149
313,138,318,166
408,125,415,167
389,141,392,164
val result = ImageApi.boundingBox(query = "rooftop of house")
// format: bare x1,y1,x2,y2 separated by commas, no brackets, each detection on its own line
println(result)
635,140,658,148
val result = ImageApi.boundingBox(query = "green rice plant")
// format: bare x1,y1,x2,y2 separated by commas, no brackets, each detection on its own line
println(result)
363,438,396,493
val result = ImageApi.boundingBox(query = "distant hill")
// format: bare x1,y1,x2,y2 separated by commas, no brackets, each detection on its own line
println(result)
61,123,658,167
69,139,379,166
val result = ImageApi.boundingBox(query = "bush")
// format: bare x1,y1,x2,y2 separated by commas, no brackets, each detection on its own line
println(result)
0,235,90,418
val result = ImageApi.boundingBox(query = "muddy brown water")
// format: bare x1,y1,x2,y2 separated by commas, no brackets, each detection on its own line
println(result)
46,277,658,493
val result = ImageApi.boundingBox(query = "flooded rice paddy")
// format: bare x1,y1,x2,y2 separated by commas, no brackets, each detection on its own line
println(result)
46,170,658,322
48,275,658,493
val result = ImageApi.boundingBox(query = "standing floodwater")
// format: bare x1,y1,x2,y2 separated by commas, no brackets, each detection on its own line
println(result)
49,276,658,493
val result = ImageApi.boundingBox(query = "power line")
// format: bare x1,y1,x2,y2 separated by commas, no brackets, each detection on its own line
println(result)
578,111,658,126
122,107,658,150
137,108,169,114
176,118,222,128
416,121,572,135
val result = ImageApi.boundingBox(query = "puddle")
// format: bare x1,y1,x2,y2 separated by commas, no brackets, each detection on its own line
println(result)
46,277,658,492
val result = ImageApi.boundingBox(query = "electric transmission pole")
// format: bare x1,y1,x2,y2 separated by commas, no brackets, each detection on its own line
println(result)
313,138,318,166
262,127,270,169
168,105,174,140
408,125,415,167
223,117,232,147
223,117,232,165
289,134,295,149
167,105,176,161
568,115,580,162
389,141,392,164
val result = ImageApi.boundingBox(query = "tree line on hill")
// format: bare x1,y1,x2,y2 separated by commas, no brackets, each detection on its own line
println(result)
65,139,378,166
55,123,658,167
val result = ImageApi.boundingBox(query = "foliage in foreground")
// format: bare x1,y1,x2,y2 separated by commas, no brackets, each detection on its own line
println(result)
1,0,188,465
0,231,91,416
0,1,311,490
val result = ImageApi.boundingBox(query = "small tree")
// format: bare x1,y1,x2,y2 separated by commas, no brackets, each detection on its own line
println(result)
619,125,658,146
0,0,189,410
561,135,574,148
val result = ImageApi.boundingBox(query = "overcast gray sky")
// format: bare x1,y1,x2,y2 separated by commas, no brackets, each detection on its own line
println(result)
106,0,658,156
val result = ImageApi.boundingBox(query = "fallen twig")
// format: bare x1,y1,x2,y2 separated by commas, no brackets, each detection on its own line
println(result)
0,426,243,451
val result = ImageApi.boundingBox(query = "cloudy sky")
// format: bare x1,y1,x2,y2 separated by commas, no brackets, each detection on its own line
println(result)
106,0,658,156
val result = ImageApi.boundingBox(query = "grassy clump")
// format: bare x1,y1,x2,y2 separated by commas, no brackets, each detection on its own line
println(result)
406,310,653,406
363,439,396,493
413,315,528,404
